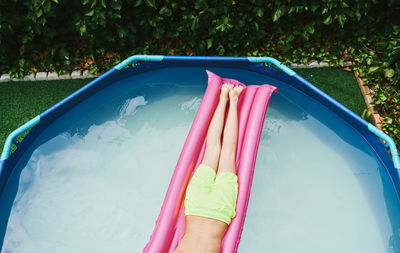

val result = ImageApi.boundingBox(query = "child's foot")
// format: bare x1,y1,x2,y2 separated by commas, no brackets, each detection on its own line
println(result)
229,85,244,103
220,83,232,102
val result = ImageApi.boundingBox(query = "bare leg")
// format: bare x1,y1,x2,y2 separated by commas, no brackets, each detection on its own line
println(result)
201,83,232,171
217,86,243,175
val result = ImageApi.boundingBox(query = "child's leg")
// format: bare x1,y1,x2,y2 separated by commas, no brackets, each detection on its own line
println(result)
217,86,243,175
201,83,231,171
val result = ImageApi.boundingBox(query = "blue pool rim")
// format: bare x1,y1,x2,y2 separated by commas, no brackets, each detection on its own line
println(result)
0,55,399,196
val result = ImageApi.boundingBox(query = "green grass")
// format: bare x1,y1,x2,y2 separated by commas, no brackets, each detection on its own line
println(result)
295,67,366,116
0,67,367,153
0,78,92,152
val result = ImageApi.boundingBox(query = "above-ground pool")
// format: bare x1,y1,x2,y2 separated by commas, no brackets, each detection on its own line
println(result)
0,56,399,252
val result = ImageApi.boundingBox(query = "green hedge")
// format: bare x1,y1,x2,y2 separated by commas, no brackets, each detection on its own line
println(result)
0,0,399,144
0,0,397,73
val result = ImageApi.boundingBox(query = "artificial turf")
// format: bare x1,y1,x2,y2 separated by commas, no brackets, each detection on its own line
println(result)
0,67,367,151
0,78,93,152
295,67,366,116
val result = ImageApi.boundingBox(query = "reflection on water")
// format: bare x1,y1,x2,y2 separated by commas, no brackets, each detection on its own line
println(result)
0,67,399,253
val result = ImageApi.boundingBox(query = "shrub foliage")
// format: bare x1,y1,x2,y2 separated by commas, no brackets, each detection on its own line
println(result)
0,0,399,144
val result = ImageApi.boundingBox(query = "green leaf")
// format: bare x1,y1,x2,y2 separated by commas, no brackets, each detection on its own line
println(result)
80,24,86,35
85,10,94,16
207,39,212,49
272,8,282,22
323,15,332,25
301,32,309,41
90,0,97,8
134,0,142,7
144,0,154,8
216,24,225,32
361,109,372,119
110,0,122,10
368,66,380,73
337,15,346,28
253,22,259,31
51,0,58,3
384,68,395,78
36,8,43,18
355,10,361,20
159,6,172,16
191,16,199,31
256,8,263,17
305,24,314,34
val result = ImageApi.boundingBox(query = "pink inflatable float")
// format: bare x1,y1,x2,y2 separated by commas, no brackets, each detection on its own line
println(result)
144,70,277,252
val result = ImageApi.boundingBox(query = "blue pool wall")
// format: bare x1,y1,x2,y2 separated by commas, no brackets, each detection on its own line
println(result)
0,59,398,202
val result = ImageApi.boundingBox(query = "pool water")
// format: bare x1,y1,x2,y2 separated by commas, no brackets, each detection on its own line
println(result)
1,67,399,252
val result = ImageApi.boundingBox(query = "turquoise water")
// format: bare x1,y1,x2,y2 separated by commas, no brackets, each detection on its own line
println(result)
1,67,399,252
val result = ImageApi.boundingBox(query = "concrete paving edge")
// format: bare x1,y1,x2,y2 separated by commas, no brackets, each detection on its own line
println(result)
0,61,353,83
0,70,100,83
354,70,382,130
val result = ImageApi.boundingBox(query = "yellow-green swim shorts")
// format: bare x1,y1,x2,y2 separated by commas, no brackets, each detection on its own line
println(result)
184,164,238,225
